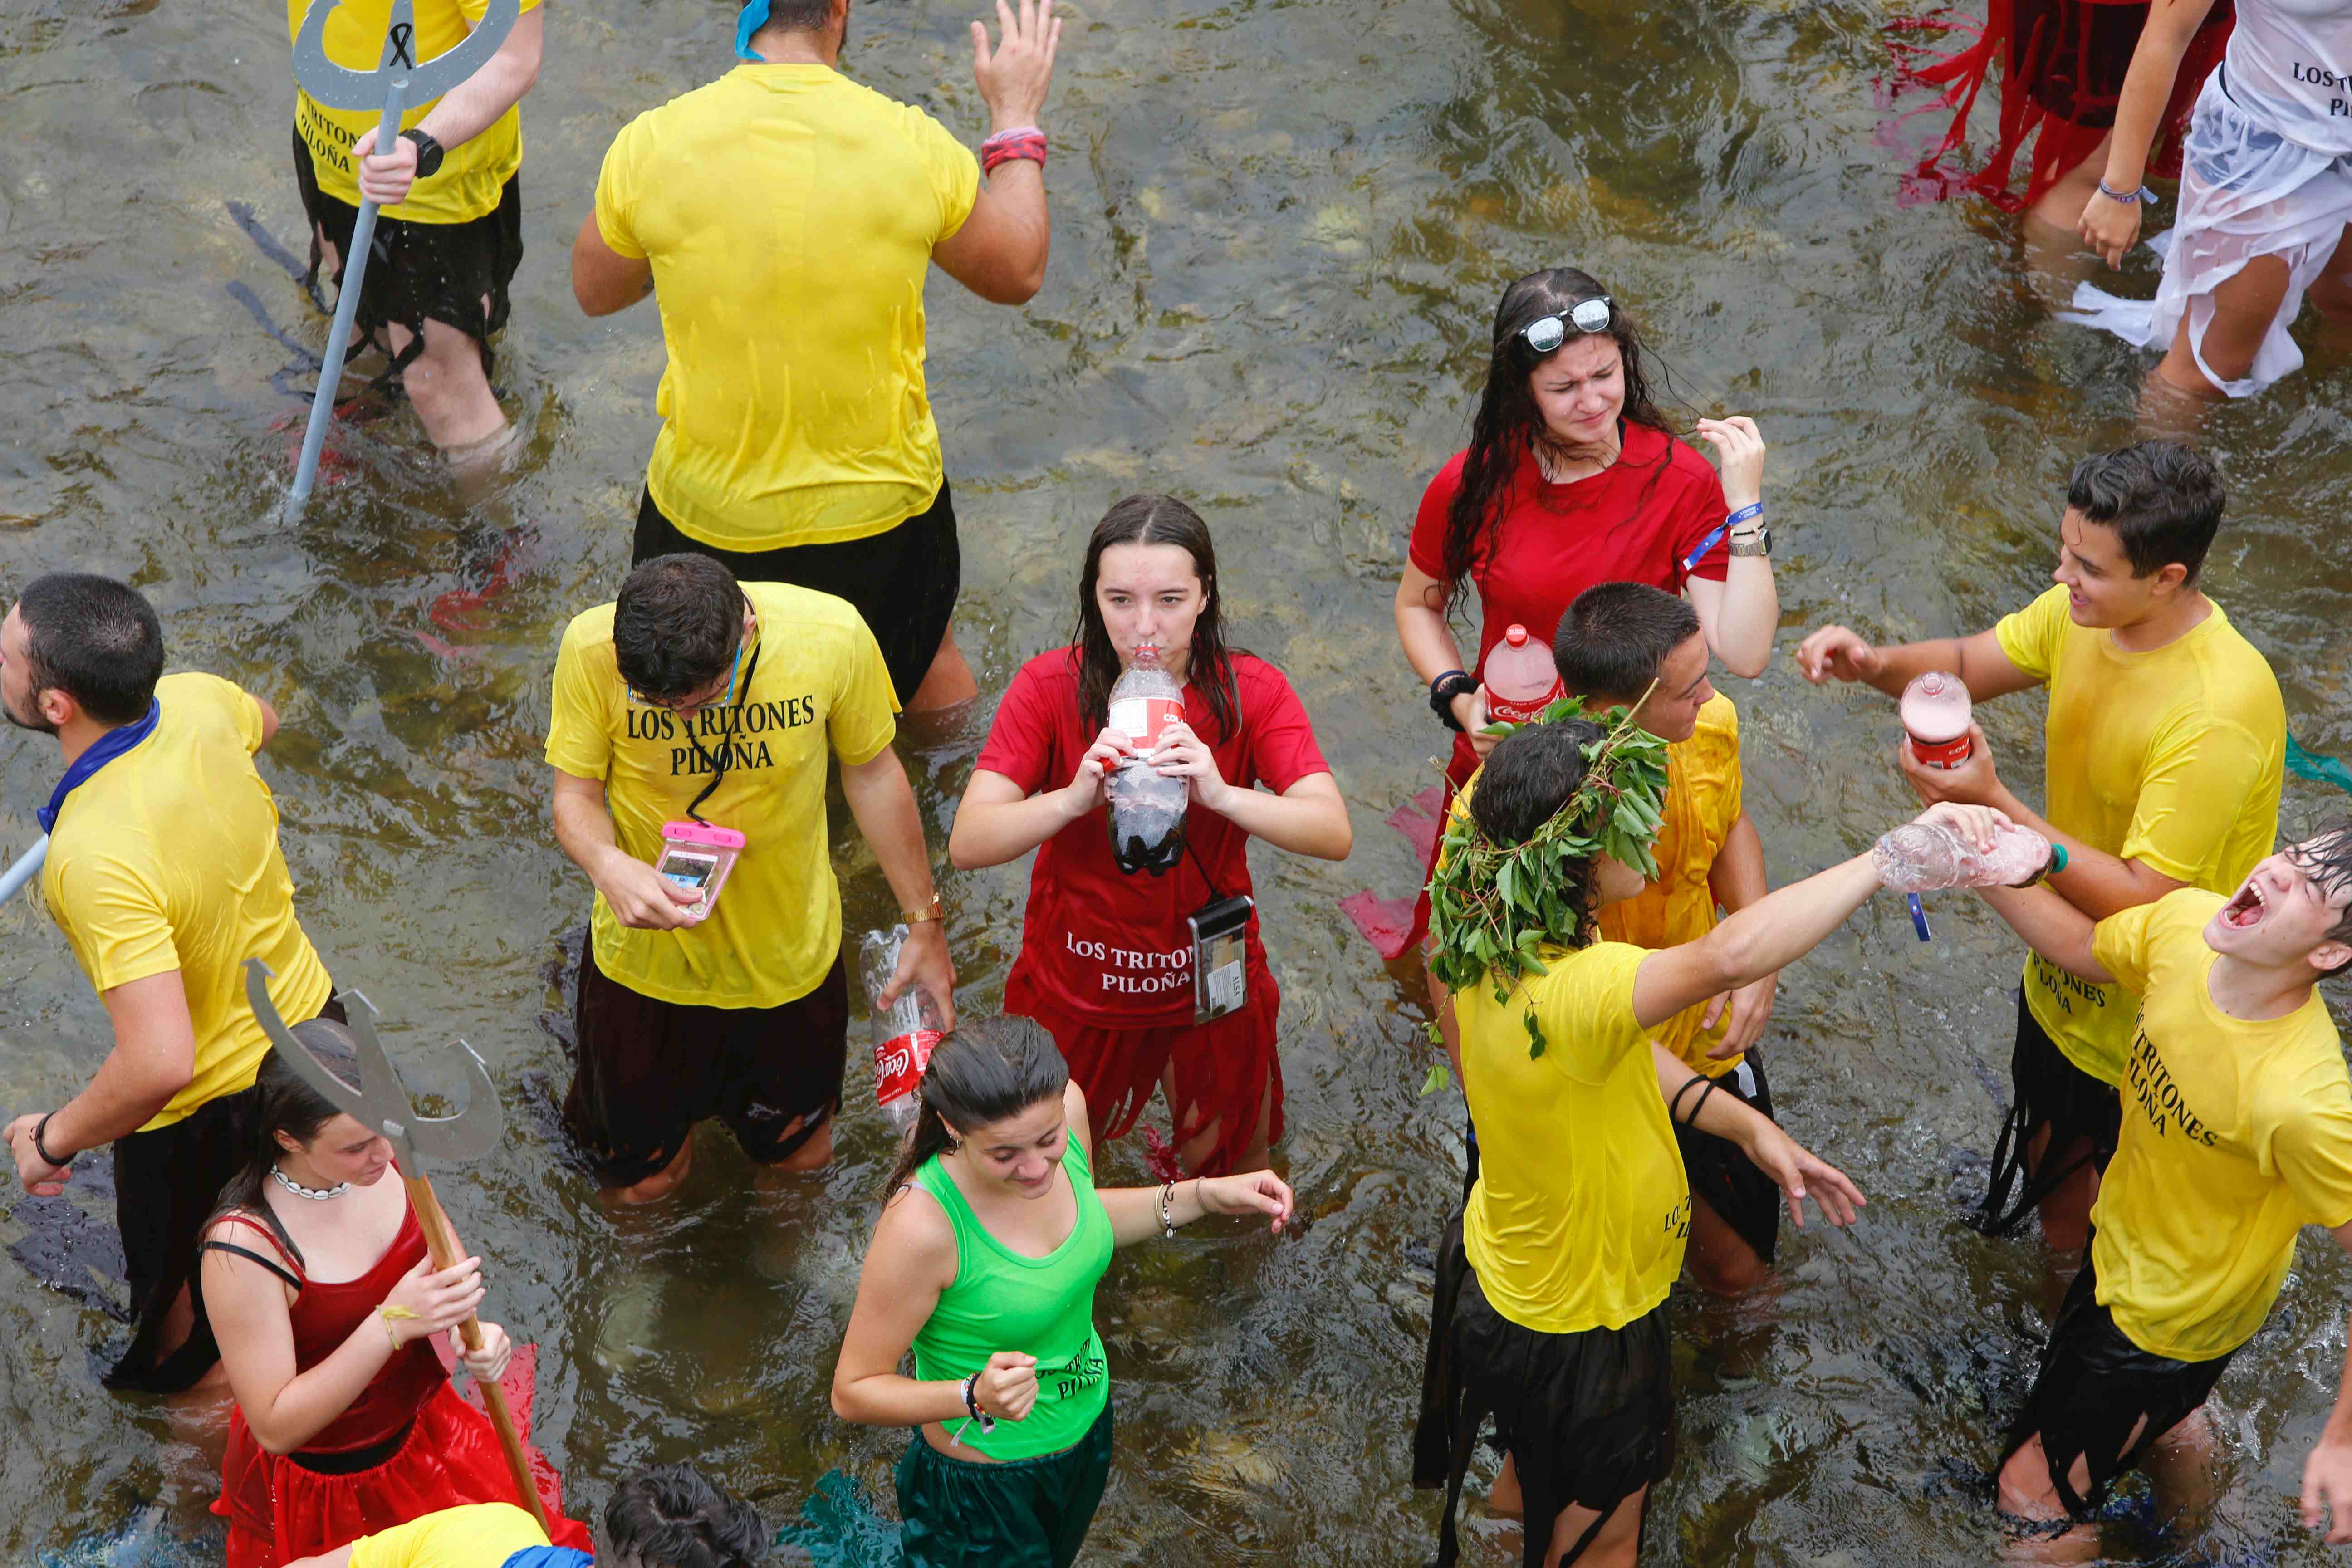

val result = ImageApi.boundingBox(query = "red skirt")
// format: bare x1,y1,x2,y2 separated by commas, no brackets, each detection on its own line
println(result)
1005,964,1285,1178
212,1380,591,1568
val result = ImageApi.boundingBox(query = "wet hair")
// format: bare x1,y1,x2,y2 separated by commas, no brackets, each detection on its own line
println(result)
882,1016,1070,1196
203,1019,363,1270
1069,494,1241,742
14,573,164,725
1553,582,1701,704
1438,268,1672,626
614,555,744,701
2064,441,2225,584
1467,717,1609,949
602,1462,767,1568
2287,818,2352,958
749,0,835,35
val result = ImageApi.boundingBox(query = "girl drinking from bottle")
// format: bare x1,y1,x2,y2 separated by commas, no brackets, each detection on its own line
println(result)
949,495,1351,1176
200,1022,589,1568
830,1016,1294,1568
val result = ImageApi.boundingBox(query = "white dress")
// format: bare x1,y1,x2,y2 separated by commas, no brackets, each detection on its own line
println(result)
2064,0,2352,395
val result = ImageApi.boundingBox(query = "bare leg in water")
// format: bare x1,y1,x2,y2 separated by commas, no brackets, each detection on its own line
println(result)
314,230,512,484
1997,1405,2214,1563
895,625,980,748
2140,252,2293,434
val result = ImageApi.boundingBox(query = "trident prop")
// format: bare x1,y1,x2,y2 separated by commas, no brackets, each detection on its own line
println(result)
284,0,521,517
241,959,550,1533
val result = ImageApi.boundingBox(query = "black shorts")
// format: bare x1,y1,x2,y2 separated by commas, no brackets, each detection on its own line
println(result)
106,990,347,1393
1414,1219,1674,1568
292,128,524,381
1975,988,2122,1236
2002,1245,2233,1522
632,482,960,708
1673,1053,1781,1265
562,932,849,1188
895,1406,1113,1568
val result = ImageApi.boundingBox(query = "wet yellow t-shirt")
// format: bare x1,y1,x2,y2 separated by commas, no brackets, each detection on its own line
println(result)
1595,694,1745,1074
593,64,981,552
2088,891,2352,1362
544,582,900,1010
1994,587,2283,1086
1459,940,1686,1334
41,673,332,1131
288,0,540,225
348,1503,549,1568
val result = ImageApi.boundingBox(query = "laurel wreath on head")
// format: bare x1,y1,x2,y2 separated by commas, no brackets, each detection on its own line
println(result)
1424,691,1671,1061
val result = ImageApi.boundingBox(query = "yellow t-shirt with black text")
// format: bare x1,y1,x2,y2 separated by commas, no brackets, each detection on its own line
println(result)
2087,891,2352,1362
594,64,981,551
347,1503,549,1568
1994,586,2283,1086
41,673,332,1131
288,0,540,225
545,582,900,1010
1595,694,1745,1074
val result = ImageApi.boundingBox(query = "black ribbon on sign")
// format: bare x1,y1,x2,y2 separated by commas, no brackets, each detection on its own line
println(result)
388,22,416,68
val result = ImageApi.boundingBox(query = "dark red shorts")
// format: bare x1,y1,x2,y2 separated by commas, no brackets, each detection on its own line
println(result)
562,934,848,1188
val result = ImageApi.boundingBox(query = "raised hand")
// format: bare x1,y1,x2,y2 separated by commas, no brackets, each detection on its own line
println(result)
1794,624,1883,685
1693,415,1766,510
971,0,1063,132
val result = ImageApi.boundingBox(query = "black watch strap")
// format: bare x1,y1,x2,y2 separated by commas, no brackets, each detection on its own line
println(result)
1429,671,1478,732
400,127,446,179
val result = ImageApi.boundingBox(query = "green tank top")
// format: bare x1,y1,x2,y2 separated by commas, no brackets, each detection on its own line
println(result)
908,1137,1114,1460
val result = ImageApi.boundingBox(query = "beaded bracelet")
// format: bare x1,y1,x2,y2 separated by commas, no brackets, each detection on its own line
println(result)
2096,179,2159,206
981,126,1048,174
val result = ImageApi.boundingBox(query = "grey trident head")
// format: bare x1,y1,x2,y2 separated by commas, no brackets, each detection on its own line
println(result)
242,958,504,1171
291,0,523,113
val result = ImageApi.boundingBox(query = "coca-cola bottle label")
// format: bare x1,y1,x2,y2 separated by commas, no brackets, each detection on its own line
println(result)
1909,730,1973,769
1108,696,1184,747
1485,681,1564,725
875,1028,942,1106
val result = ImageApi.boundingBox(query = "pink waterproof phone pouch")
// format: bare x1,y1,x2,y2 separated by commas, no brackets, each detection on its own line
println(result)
654,821,744,925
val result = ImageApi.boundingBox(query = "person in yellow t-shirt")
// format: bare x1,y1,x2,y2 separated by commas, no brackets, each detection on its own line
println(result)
546,554,956,1204
1557,582,1781,1297
0,575,334,1395
1797,440,2283,1254
285,1464,767,1568
287,0,544,460
570,0,1064,725
1415,716,1950,1568
1965,825,2352,1544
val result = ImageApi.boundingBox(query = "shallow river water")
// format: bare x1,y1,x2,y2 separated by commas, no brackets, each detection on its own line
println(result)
6,0,2352,1563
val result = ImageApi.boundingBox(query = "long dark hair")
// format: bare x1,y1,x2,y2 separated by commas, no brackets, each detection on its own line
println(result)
202,1020,363,1271
1068,494,1242,743
883,1016,1071,1197
1439,267,1673,625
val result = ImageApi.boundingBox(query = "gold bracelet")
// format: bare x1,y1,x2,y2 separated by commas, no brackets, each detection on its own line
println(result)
379,1303,417,1351
902,893,944,925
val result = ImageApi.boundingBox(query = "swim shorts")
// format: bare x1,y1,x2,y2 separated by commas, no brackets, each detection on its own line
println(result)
1974,987,2121,1236
562,933,847,1188
1414,1218,1674,1568
895,1405,1112,1568
1673,1053,1781,1265
107,990,348,1393
292,129,524,381
2002,1244,2233,1521
632,482,960,708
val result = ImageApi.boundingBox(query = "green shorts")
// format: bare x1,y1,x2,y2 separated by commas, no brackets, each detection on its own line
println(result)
894,1405,1113,1568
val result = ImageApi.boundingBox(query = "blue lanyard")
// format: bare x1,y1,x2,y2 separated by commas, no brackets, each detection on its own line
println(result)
37,699,161,833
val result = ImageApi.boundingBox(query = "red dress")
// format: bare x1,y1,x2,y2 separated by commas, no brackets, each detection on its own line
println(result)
977,649,1333,1176
208,1204,591,1568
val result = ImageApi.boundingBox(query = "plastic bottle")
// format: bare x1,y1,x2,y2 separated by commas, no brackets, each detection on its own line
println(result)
1872,821,2053,892
1105,646,1190,875
1481,624,1564,725
1900,671,1973,769
860,926,944,1129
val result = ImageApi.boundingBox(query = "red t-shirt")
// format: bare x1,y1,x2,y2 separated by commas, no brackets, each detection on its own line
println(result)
975,648,1332,1028
1407,422,1731,784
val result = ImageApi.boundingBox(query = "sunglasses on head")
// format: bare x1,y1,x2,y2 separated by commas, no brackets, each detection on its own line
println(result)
1518,296,1615,355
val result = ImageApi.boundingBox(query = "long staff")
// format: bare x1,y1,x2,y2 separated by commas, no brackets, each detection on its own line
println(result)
242,960,550,1532
0,838,47,903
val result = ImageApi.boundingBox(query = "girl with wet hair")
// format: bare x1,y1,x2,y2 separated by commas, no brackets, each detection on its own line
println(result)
1391,266,1780,1029
950,495,1351,1176
831,1016,1293,1568
201,1024,591,1568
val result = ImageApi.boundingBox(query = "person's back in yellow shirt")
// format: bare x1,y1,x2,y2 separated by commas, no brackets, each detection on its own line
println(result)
336,1503,551,1568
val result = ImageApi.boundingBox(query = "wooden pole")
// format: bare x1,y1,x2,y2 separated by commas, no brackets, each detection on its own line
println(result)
402,1171,553,1535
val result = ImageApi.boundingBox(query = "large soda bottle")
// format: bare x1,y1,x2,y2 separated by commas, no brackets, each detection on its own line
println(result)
860,926,944,1130
1481,624,1564,725
1872,820,2053,892
1900,671,1973,769
1106,646,1190,876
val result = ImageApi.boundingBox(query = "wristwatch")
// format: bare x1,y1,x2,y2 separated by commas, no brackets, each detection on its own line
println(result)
902,893,944,925
1727,526,1771,558
1429,670,1478,732
400,127,446,179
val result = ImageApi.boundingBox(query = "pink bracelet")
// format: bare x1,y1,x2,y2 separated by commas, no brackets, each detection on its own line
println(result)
981,126,1047,175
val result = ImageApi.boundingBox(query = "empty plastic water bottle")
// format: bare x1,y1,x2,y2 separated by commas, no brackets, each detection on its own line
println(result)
861,926,944,1129
1873,820,2052,892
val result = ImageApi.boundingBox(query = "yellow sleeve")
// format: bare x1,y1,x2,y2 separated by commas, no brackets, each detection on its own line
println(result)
461,0,543,23
544,619,616,782
593,118,649,260
2119,716,2277,886
53,853,181,995
1533,944,1651,1083
2273,1091,2352,1230
910,103,981,243
2089,900,2165,997
1991,585,2068,684
170,671,265,754
827,619,901,768
349,1503,549,1568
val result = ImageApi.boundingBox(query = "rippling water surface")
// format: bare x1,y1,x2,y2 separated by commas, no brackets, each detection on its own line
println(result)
5,0,2352,1562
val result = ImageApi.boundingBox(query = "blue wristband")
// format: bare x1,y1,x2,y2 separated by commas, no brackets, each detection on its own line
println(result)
1726,502,1764,529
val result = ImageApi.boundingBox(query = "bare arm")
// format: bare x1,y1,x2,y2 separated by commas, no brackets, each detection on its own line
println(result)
37,973,198,1161
1972,881,2117,984
1702,811,1777,1058
348,11,544,206
828,1184,972,1429
1794,624,2038,701
1682,559,1778,680
254,697,280,751
1162,737,1351,859
1653,1044,1865,1227
839,746,956,1023
2301,1220,2352,1541
950,766,1090,870
549,768,701,930
931,0,1061,305
571,213,653,317
1633,853,1882,1029
2082,0,2223,265
1394,563,1485,737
